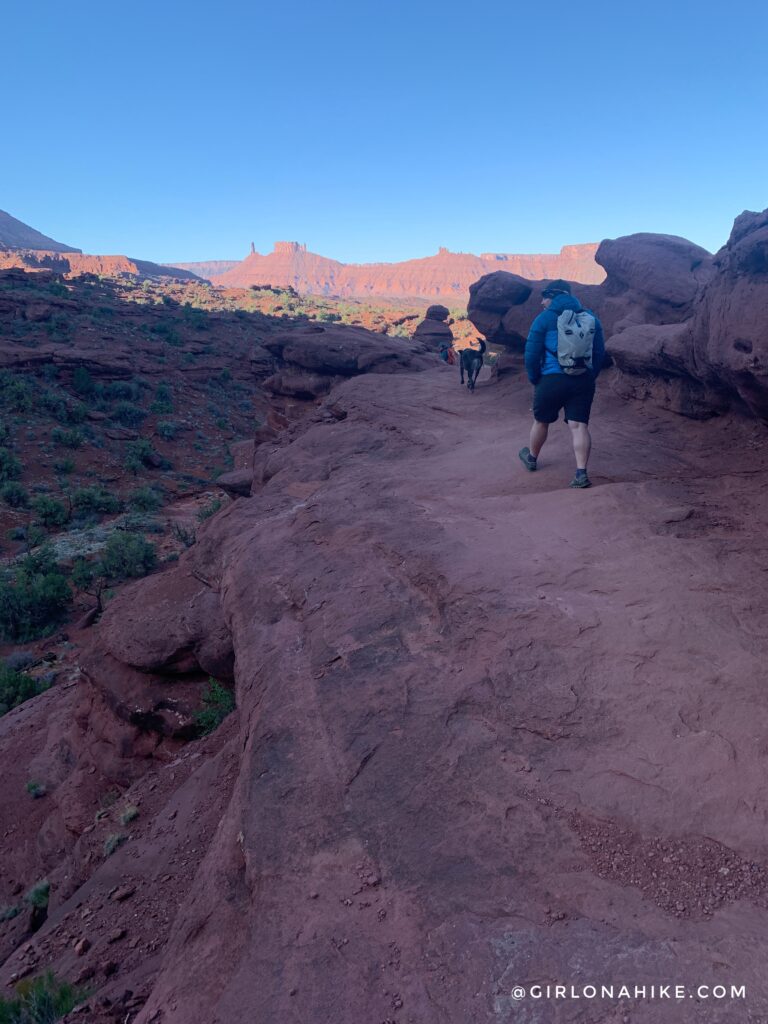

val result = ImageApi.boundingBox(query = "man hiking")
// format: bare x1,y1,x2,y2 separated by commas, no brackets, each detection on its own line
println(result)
518,279,605,489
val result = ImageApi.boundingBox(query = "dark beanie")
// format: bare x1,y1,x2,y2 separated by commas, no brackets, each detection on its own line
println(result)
541,279,572,298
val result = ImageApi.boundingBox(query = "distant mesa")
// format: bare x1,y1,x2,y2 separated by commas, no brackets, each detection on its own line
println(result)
163,259,240,279
0,209,81,253
168,240,606,298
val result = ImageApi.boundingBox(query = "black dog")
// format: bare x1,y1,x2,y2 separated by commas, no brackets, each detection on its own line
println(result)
459,339,487,391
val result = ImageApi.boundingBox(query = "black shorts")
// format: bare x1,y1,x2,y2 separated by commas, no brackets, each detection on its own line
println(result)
533,373,595,424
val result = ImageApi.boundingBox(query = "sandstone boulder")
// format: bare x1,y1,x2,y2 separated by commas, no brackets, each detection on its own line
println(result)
596,233,713,318
216,469,253,498
687,209,768,417
97,571,234,681
263,323,431,386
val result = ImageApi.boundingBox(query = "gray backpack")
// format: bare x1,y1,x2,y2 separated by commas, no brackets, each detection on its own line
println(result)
556,309,596,375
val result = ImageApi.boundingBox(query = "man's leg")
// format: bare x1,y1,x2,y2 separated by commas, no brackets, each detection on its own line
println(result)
530,419,549,458
568,420,591,469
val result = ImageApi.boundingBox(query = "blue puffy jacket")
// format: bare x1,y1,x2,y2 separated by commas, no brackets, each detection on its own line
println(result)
524,293,605,385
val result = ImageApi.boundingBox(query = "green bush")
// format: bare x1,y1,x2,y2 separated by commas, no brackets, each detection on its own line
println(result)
149,322,181,346
0,448,22,482
120,805,139,825
31,497,69,529
103,380,141,402
23,880,49,910
0,549,71,642
0,373,34,413
111,401,146,428
128,486,163,512
52,458,74,475
197,498,222,522
72,487,121,517
101,532,156,580
182,303,208,330
0,906,20,922
156,420,178,440
46,313,71,339
72,366,95,397
50,427,84,450
195,679,236,735
1,482,28,508
0,666,49,717
104,833,127,857
26,780,47,799
40,390,86,425
150,383,173,414
0,969,86,1023
124,439,155,474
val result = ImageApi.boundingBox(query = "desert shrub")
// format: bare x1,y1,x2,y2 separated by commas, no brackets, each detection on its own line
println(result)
120,805,139,825
23,880,49,910
1,482,28,508
111,401,146,428
149,322,181,346
52,458,74,475
124,438,155,474
31,497,69,529
49,281,69,299
0,969,87,1023
104,833,127,857
0,549,71,642
0,448,22,482
40,390,86,424
100,533,156,580
103,380,141,402
71,366,95,397
0,906,20,922
26,780,47,799
46,313,71,339
71,487,122,517
195,679,236,736
171,522,196,548
0,373,34,412
128,486,163,512
150,383,173,414
50,427,84,450
0,665,49,717
156,420,178,440
197,498,222,522
0,423,9,444
181,303,208,330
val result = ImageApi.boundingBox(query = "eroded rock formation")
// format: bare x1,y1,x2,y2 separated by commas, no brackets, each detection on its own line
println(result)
469,209,768,419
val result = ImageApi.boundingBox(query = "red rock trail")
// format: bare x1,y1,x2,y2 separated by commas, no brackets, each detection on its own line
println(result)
4,365,768,1023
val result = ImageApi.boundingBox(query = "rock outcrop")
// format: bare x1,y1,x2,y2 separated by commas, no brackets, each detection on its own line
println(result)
469,210,768,419
203,241,606,297
412,304,453,351
0,250,201,281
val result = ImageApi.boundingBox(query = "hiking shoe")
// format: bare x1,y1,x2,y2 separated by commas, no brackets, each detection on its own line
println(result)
518,447,537,472
569,473,592,489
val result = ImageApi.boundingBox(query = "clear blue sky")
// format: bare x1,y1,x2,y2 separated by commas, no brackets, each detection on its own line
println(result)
3,0,767,263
